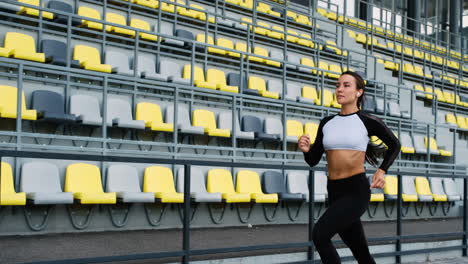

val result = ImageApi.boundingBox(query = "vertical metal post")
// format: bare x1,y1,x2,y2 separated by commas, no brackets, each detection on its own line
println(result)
463,176,467,256
307,169,315,262
182,164,191,264
396,173,402,263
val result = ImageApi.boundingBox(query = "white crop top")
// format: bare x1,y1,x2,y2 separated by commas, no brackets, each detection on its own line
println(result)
322,113,369,151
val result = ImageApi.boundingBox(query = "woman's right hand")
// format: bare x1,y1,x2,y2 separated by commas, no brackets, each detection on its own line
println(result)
298,134,311,153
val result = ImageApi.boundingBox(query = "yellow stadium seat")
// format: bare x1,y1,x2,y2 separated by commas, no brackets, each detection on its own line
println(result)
144,166,183,203
413,66,432,79
18,0,54,19
105,13,135,37
234,42,248,58
130,19,158,41
0,85,37,120
248,76,280,99
456,115,468,129
287,10,298,19
384,61,399,71
268,26,284,40
414,50,424,59
443,91,455,104
304,122,319,144
0,162,26,206
257,2,280,17
403,63,416,75
370,193,385,202
188,4,210,21
225,0,242,5
318,61,328,76
161,0,177,12
319,89,334,107
73,45,112,73
236,170,278,203
300,58,318,75
445,113,457,126
325,40,348,56
240,0,253,9
182,64,217,90
414,84,425,94
65,163,116,204
136,102,174,132
384,175,398,198
78,6,103,30
302,86,320,105
414,177,434,199
134,0,159,8
286,29,299,43
316,8,327,17
455,95,465,106
255,21,271,36
192,109,230,137
295,14,312,26
328,64,341,79
207,169,250,203
206,69,239,93
196,34,225,54
3,32,45,62
286,120,303,141
424,137,452,156
434,89,446,102
217,39,240,58
297,33,315,48
240,17,254,31
424,86,434,100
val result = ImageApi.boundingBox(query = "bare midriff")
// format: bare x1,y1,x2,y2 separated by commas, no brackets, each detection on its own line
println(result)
325,149,366,180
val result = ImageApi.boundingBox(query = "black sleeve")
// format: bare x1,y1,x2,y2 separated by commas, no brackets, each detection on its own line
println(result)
361,113,401,173
302,117,330,167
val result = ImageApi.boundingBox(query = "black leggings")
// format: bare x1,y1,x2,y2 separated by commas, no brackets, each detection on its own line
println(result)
312,173,375,264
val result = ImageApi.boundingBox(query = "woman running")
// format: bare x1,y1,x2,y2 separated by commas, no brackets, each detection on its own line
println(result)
298,71,401,263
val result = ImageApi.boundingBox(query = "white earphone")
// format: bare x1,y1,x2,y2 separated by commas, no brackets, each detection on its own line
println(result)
357,92,361,96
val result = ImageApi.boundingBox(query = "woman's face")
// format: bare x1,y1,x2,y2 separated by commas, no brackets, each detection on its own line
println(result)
335,74,362,106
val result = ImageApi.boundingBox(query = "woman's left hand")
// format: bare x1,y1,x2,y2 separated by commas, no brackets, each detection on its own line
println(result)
370,169,386,189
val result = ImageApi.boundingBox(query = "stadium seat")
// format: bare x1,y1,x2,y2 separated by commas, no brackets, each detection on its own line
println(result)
183,65,217,90
287,171,327,202
375,97,385,114
236,170,278,203
2,32,45,62
264,117,283,141
414,177,435,202
192,109,230,137
443,91,455,104
298,34,315,48
402,176,418,202
206,169,250,203
130,19,158,41
175,29,195,48
216,38,240,57
160,24,185,46
136,102,173,132
286,120,303,142
105,51,133,76
77,6,103,30
251,47,280,67
387,101,402,117
324,40,348,56
32,90,76,124
134,0,160,9
242,115,279,141
257,2,280,17
445,113,458,127
456,115,468,129
248,76,280,99
327,64,341,79
107,98,145,129
368,175,385,202
267,80,283,98
206,69,239,93
400,132,416,154
218,112,255,140
227,73,248,91
428,178,448,202
304,122,319,144
318,89,334,107
69,94,103,126
65,163,116,204
295,14,312,26
165,105,204,135
41,39,80,67
20,162,73,204
442,178,462,201
105,13,136,37
286,29,299,43
73,45,112,73
424,137,452,156
262,171,304,202
255,21,271,36
299,58,318,75
413,134,430,154
284,83,301,102
0,162,26,206
144,166,183,203
384,175,398,200
137,55,164,80
268,26,285,40
0,85,37,120
17,0,54,19
48,1,80,25
176,168,222,202
363,95,376,113
106,164,154,203
299,86,320,105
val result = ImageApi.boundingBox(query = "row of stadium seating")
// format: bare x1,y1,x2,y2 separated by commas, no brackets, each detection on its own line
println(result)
413,84,468,107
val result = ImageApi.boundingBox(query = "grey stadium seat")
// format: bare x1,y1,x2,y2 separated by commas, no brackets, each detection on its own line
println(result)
227,73,248,92
443,178,462,201
106,164,154,203
20,162,73,204
413,134,438,155
264,117,283,141
242,115,278,141
48,1,81,26
314,171,328,202
401,132,415,150
375,97,385,114
363,95,376,113
285,83,300,102
402,176,419,201
165,104,204,134
161,60,190,84
387,101,401,117
136,55,165,81
32,90,77,124
175,29,194,49
107,98,145,129
262,171,304,202
218,112,255,140
269,50,283,64
41,39,80,68
267,79,283,99
106,51,133,76
287,54,301,71
430,177,448,199
70,94,103,126
176,168,222,202
218,18,234,27
160,24,185,46
287,171,327,203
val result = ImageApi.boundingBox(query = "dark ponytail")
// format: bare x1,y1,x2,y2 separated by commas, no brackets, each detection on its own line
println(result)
341,71,384,168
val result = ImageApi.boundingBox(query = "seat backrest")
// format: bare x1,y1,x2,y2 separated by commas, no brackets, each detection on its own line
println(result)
286,171,308,195
301,57,315,67
227,73,247,90
401,132,414,148
183,64,205,82
192,109,217,130
286,120,303,138
287,54,301,65
105,51,131,72
217,38,234,49
143,166,176,193
65,163,104,193
48,1,73,13
286,83,300,97
73,45,101,65
413,134,426,150
429,177,446,196
136,55,157,76
302,86,318,101
264,117,283,138
4,32,37,53
375,97,384,113
304,122,319,143
165,104,191,127
242,115,262,133
0,85,30,117
206,68,227,86
32,90,65,115
415,176,432,195
136,102,164,125
384,175,398,195
1,162,17,194
402,176,417,195
424,137,438,150
388,101,401,116
267,79,282,94
69,94,101,118
207,168,235,194
248,76,267,92
236,170,263,194
262,171,285,194
41,39,66,61
175,29,194,40
106,12,127,26
314,171,327,195
320,89,333,105
159,60,181,77
218,112,241,132
176,167,208,194
107,98,134,123
253,47,268,57
106,164,142,192
443,178,460,197
130,18,151,31
21,161,63,193
77,6,101,20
